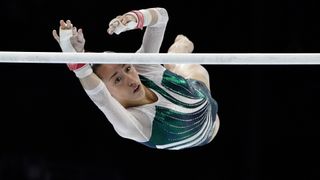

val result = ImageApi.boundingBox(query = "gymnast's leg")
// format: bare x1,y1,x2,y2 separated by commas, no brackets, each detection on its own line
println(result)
164,34,210,89
164,35,219,142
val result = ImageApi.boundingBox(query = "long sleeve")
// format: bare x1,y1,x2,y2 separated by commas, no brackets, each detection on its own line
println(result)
78,72,149,142
136,8,169,53
133,8,168,79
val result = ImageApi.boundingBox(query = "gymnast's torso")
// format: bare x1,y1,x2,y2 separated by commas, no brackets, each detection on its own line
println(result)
128,64,219,150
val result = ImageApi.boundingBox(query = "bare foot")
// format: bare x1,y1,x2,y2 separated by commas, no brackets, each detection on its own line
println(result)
168,34,194,53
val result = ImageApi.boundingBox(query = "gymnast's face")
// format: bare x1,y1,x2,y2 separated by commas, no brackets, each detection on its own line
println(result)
95,64,145,107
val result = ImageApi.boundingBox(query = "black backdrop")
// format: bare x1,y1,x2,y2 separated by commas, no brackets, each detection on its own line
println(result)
0,0,320,179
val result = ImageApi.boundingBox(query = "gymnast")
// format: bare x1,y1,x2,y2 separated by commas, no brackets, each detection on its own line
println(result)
52,7,220,150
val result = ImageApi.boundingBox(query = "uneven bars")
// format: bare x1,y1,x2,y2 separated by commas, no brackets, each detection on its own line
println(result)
0,51,320,64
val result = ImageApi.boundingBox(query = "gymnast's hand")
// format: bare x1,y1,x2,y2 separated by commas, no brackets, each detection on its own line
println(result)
107,13,138,35
52,20,87,72
52,20,85,53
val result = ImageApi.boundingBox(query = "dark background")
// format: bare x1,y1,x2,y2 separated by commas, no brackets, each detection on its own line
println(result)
1,0,320,179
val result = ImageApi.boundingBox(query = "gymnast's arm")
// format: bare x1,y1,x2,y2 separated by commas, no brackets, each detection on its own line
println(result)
135,7,169,53
134,7,169,73
107,7,169,54
106,7,169,74
52,20,149,142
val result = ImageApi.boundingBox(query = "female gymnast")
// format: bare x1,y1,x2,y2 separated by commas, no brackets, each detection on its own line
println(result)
52,7,220,150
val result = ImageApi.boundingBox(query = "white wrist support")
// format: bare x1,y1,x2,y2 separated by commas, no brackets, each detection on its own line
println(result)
59,28,76,52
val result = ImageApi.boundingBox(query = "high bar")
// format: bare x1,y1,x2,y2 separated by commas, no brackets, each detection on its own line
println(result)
0,51,320,64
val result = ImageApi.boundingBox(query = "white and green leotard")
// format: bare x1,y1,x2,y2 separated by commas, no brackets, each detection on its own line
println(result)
131,65,218,150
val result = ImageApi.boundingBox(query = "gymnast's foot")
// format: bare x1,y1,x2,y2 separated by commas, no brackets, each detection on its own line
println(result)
168,34,194,53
